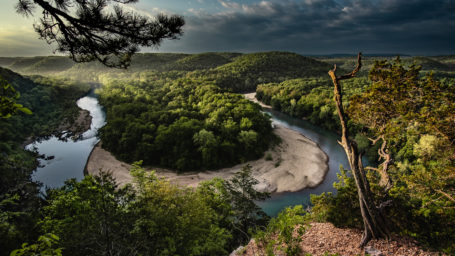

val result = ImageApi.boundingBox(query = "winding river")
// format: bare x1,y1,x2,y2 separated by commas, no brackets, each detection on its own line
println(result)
26,91,106,190
259,108,350,216
28,92,350,216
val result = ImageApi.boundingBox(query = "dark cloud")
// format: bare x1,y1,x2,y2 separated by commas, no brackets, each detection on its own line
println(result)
157,0,455,55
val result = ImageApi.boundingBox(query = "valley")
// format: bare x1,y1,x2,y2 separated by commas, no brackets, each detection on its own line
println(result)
1,51,455,255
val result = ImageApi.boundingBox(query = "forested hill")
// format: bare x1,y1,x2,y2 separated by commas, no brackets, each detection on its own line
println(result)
0,52,331,89
0,66,37,93
189,52,334,92
0,52,239,74
0,67,90,142
318,55,455,77
3,52,454,93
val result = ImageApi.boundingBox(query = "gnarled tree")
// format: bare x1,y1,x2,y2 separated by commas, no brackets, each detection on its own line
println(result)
328,53,390,247
15,0,185,68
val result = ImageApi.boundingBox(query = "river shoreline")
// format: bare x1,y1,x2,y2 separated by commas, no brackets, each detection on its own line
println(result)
85,93,330,193
22,108,93,147
26,93,106,189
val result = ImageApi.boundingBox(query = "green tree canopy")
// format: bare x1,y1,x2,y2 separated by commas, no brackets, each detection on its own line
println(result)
0,77,31,118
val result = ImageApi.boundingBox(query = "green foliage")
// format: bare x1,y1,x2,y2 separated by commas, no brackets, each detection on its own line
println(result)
255,205,307,256
41,173,136,256
0,68,91,256
349,58,455,251
40,167,234,256
24,163,271,256
196,165,270,248
223,165,270,243
0,193,41,256
319,55,455,77
312,58,455,253
191,51,334,92
309,168,361,228
10,234,62,256
172,52,241,71
99,78,274,171
0,77,31,118
0,69,90,143
256,77,369,132
129,163,232,255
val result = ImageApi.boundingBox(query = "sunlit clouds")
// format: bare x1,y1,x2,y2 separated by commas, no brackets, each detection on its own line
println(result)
0,0,454,56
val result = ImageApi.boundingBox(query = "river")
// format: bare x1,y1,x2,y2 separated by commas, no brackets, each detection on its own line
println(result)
26,91,106,190
27,92,349,216
259,108,350,216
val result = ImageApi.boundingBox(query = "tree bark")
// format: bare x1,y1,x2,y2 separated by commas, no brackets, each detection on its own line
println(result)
328,52,390,247
366,136,393,191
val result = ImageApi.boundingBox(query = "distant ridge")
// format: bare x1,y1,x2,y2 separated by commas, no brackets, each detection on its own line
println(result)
1,52,453,83
308,53,412,58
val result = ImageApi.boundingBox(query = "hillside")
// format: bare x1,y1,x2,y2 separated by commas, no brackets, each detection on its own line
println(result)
2,53,454,82
0,66,37,93
0,67,90,142
216,52,332,77
171,52,241,71
21,56,75,73
318,55,455,77
0,52,336,92
190,51,335,92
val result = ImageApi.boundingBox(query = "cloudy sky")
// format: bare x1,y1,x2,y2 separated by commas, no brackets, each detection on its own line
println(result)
0,0,454,57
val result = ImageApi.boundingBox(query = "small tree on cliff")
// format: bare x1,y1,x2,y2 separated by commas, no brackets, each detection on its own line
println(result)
15,0,185,68
328,53,391,247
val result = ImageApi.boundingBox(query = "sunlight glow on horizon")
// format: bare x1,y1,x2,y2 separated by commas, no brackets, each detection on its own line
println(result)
0,0,453,57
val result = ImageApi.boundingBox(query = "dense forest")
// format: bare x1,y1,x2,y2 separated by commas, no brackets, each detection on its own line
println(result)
0,68,91,254
87,52,339,171
1,52,455,255
98,78,275,171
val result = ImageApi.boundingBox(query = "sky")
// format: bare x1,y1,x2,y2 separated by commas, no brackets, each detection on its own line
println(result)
0,0,454,57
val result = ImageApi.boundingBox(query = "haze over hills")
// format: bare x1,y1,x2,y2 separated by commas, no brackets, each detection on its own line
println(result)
2,52,454,79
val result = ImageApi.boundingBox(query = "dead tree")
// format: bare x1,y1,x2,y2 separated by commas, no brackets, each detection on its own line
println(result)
328,52,390,247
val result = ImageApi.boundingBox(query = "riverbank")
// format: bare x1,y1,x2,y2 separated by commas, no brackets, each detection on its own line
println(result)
58,109,92,137
22,108,92,147
86,124,329,193
244,92,270,109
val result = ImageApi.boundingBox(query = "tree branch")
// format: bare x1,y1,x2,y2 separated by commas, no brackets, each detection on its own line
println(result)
27,0,184,68
436,189,455,204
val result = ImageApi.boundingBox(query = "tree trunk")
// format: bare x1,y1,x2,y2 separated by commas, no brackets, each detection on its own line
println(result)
328,53,390,247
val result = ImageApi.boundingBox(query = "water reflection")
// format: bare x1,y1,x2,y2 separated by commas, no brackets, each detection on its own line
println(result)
25,91,105,190
26,92,353,216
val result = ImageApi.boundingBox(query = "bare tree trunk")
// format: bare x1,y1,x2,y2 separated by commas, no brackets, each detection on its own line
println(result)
328,53,390,247
366,136,393,191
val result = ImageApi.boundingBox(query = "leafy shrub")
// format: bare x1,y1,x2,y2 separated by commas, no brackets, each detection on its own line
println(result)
256,205,308,256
